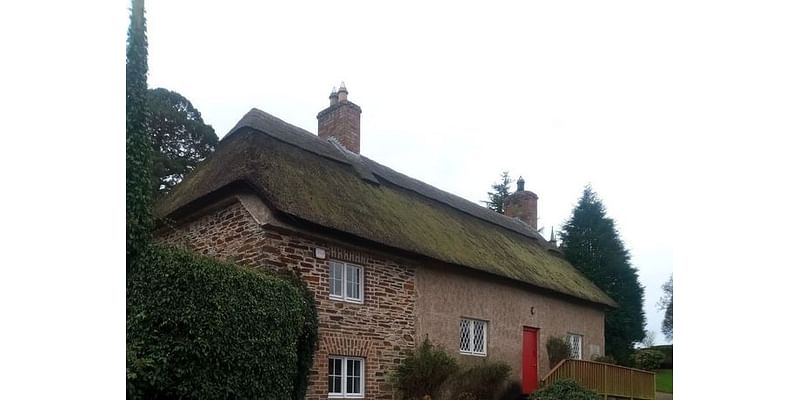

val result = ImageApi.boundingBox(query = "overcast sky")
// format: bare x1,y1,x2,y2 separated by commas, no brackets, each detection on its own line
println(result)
140,0,675,344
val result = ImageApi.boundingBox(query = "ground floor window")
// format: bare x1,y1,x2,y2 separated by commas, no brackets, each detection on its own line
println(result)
328,356,364,398
459,318,487,356
566,333,583,360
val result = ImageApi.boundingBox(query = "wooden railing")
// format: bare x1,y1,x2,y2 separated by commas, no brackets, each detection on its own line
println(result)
540,359,656,400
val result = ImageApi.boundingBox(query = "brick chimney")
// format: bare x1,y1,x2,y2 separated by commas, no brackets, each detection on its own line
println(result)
503,177,539,230
317,82,362,154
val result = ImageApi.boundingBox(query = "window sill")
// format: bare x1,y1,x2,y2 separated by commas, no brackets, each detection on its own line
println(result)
327,395,364,399
328,294,363,305
459,351,487,357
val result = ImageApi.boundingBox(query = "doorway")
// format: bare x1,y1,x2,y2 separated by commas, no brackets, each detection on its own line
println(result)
522,326,539,394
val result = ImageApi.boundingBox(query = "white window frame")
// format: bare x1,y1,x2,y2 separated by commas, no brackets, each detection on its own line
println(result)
459,318,488,356
566,333,583,360
329,260,364,304
327,356,365,399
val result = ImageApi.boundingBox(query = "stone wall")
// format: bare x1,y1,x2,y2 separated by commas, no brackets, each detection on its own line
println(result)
158,199,415,399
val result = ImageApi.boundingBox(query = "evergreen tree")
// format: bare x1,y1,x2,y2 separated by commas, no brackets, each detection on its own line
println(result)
126,0,152,264
659,275,673,340
483,171,512,213
147,88,218,195
560,186,646,364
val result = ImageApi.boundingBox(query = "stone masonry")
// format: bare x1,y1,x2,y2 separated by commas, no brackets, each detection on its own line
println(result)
158,199,416,399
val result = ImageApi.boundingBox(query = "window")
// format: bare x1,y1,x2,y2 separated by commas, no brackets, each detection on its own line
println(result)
329,261,363,303
459,318,487,356
328,356,364,398
566,333,583,360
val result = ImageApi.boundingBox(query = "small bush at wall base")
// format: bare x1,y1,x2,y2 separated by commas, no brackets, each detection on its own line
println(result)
391,337,459,399
530,379,601,400
546,336,571,369
591,354,617,364
630,349,666,371
451,360,511,400
127,246,317,399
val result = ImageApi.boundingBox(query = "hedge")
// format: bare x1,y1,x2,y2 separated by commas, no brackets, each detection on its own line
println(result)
127,246,318,399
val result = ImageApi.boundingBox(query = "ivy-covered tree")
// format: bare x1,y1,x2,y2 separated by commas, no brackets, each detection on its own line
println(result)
560,186,646,364
483,170,512,213
126,0,151,264
659,275,673,341
147,88,218,194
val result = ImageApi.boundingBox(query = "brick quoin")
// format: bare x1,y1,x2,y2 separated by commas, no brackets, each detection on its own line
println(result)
159,200,415,399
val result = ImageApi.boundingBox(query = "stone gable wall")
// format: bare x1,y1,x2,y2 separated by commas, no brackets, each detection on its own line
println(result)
158,200,415,399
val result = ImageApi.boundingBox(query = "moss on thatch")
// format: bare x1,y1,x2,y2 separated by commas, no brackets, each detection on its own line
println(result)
157,109,616,307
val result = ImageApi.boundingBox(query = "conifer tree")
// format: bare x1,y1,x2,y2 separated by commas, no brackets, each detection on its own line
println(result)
483,171,512,213
126,0,152,264
659,275,673,340
560,186,646,364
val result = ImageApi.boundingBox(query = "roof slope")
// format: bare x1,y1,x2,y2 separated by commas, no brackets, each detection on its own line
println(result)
157,109,616,307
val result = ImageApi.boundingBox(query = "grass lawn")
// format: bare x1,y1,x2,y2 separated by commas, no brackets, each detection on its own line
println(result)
655,369,673,393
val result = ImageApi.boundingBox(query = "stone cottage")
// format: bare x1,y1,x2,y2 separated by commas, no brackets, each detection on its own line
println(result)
155,84,616,399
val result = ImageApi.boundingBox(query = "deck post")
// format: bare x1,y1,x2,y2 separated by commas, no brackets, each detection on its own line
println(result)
653,370,657,400
630,368,634,400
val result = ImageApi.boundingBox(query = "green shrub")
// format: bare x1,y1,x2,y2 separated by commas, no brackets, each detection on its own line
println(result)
650,345,672,369
392,337,459,399
451,360,511,400
631,349,666,371
590,354,617,364
546,336,571,369
530,379,601,400
127,246,318,399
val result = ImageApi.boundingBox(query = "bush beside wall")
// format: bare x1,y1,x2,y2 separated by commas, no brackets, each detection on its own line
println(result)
127,246,317,399
391,337,459,400
590,354,617,364
450,360,511,400
530,379,601,400
546,336,571,369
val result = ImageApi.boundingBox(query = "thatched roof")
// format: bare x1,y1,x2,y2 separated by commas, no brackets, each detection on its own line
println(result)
157,109,616,308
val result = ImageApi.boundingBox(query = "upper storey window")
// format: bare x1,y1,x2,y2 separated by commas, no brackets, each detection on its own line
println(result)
329,260,363,303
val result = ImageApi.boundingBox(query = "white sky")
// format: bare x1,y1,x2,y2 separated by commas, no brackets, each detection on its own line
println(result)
140,0,695,345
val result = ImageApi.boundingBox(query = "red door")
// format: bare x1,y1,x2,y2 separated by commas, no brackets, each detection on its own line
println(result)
522,327,539,394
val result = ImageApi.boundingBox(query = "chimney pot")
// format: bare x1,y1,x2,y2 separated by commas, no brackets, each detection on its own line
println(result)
337,82,348,102
516,176,525,192
329,86,338,106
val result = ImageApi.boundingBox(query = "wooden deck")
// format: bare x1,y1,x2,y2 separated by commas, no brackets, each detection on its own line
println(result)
540,359,656,400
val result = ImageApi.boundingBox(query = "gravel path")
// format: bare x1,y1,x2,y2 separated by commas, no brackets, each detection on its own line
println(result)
656,392,673,400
